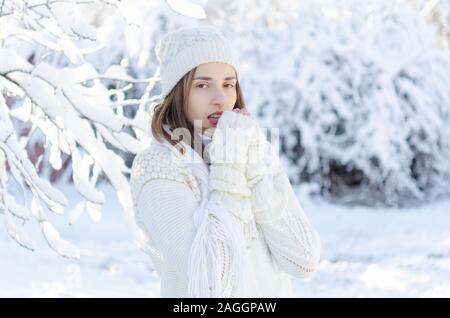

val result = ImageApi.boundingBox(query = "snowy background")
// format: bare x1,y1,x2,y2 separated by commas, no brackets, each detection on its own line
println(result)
1,0,450,297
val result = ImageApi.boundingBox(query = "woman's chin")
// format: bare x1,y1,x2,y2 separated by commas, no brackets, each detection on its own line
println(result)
202,127,215,137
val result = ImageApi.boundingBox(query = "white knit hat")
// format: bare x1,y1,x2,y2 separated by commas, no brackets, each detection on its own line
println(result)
155,26,240,99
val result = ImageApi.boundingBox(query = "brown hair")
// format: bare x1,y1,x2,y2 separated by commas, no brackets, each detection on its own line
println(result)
151,66,246,158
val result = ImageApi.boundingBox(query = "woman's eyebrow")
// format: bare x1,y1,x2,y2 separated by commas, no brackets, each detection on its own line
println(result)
193,76,237,80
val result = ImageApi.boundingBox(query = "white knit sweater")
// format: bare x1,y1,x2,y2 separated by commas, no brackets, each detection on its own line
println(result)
129,112,321,298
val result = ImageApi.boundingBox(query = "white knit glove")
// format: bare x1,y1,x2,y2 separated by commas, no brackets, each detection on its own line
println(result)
206,110,260,223
245,120,287,224
206,111,257,196
246,121,282,187
208,111,258,164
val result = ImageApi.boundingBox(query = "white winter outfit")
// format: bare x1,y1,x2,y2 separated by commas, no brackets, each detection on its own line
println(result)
129,110,321,298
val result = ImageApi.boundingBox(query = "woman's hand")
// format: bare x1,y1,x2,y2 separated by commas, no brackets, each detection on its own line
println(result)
203,107,251,138
240,108,280,187
216,106,250,137
207,108,258,166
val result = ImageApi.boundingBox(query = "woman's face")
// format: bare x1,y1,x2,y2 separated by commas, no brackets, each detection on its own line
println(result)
187,62,238,133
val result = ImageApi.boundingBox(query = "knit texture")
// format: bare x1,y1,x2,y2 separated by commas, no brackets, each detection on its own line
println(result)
129,112,322,297
155,26,240,99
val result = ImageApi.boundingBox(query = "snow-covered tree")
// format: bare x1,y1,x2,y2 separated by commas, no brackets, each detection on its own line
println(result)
0,0,216,257
223,0,450,206
0,0,167,257
2,0,449,260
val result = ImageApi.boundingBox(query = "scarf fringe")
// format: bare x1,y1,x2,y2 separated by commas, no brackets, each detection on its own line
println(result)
187,199,256,298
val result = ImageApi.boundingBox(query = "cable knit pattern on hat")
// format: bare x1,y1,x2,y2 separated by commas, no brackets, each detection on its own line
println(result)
155,26,240,99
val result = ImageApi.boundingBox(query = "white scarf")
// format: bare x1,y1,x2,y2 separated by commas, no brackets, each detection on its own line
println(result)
159,124,256,297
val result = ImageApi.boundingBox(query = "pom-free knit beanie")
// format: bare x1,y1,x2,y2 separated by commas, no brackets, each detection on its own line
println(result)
155,26,240,99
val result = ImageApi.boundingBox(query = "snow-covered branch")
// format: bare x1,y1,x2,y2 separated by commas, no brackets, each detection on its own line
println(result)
0,0,157,258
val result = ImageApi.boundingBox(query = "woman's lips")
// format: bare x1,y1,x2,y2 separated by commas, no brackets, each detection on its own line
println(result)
208,116,219,125
208,112,223,125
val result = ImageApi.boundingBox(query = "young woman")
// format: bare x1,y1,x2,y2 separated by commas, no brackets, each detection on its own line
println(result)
130,26,321,298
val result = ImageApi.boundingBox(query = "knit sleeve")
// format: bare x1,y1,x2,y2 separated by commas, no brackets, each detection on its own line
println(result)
135,179,197,294
253,169,321,279
248,140,322,279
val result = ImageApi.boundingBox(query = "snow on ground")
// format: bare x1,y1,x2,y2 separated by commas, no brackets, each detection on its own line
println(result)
294,187,450,298
1,182,450,297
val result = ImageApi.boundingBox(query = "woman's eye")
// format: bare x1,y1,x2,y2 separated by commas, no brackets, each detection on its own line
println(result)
195,83,235,88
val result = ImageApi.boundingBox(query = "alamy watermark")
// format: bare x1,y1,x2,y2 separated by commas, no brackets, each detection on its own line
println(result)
166,119,282,174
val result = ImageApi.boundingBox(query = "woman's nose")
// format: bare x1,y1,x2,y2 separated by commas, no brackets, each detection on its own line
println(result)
211,87,226,104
